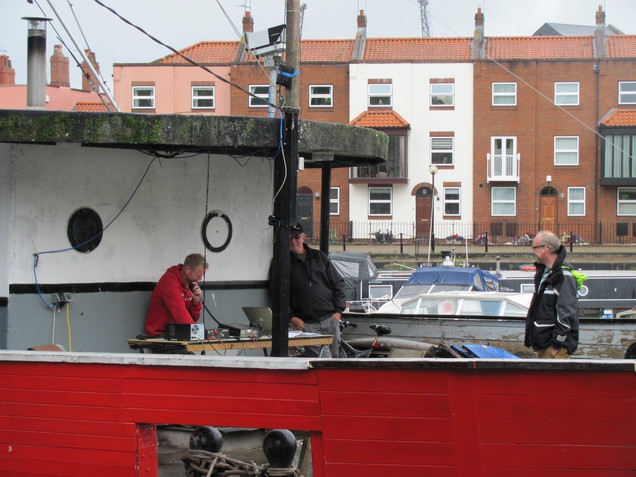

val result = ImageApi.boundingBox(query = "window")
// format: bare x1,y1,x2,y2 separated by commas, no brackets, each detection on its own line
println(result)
492,187,516,216
309,85,333,107
568,187,585,216
369,187,392,215
554,136,579,165
192,86,215,109
488,137,519,181
368,83,392,107
430,83,454,107
249,85,269,107
132,86,155,109
555,82,579,106
603,134,636,179
330,187,340,215
617,188,636,215
351,133,407,179
619,81,636,105
444,187,460,215
431,137,454,165
492,82,517,106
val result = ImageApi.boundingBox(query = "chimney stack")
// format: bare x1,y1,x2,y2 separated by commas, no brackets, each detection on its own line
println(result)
352,10,367,61
471,8,485,59
0,55,16,85
594,5,606,58
80,49,100,91
23,16,51,109
50,44,69,87
242,11,254,33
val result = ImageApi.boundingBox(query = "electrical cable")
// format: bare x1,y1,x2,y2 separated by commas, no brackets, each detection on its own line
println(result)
92,0,281,112
33,154,158,307
66,303,73,351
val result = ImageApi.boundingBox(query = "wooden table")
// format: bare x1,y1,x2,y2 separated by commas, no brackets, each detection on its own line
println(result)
128,334,333,354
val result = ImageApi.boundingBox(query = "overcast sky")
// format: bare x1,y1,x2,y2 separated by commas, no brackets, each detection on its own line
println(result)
2,0,635,91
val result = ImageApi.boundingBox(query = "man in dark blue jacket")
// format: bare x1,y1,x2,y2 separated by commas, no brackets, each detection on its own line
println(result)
289,224,346,357
525,230,579,358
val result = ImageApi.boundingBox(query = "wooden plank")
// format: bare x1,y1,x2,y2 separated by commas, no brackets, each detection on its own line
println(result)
2,374,122,393
0,415,135,436
0,362,123,378
316,368,450,393
1,389,122,407
122,408,321,430
323,439,456,466
319,390,451,417
1,429,135,452
0,456,138,477
321,414,454,441
1,401,122,422
122,378,319,400
480,417,636,446
325,462,457,477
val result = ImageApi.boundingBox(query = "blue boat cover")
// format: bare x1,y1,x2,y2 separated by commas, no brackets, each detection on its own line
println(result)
457,344,521,359
403,267,500,291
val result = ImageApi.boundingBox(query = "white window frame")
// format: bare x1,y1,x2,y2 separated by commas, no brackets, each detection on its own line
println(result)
430,83,454,107
617,187,636,216
192,86,215,110
369,187,392,216
554,136,579,166
368,83,392,107
431,136,454,165
555,82,579,106
444,187,461,216
329,187,340,215
132,86,155,109
249,85,269,108
618,81,636,105
491,187,516,216
309,85,333,108
492,82,517,106
567,187,586,216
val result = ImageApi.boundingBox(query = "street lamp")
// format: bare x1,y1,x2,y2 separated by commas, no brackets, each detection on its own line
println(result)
429,165,438,253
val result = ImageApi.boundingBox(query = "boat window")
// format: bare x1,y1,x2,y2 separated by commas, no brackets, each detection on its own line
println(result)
437,300,457,315
369,285,392,299
430,284,472,292
395,284,434,299
503,302,528,316
476,300,503,316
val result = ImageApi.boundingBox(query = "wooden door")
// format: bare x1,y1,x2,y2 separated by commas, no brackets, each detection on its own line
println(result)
416,187,433,237
540,195,557,232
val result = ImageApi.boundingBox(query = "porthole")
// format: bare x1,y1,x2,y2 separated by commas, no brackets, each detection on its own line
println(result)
67,207,103,253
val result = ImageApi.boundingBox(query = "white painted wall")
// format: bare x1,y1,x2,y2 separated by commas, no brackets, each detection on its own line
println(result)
5,144,275,286
348,63,474,239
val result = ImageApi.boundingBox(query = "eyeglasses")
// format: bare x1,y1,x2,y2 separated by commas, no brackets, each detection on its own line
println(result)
532,244,547,250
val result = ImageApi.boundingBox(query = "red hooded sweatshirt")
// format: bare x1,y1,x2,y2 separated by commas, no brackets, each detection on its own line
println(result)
145,264,202,336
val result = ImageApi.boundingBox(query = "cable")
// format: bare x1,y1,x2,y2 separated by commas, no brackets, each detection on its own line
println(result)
66,303,73,351
33,154,159,307
92,0,281,112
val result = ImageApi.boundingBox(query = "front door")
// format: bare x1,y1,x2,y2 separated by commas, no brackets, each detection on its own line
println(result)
297,192,313,238
415,187,433,237
539,187,557,232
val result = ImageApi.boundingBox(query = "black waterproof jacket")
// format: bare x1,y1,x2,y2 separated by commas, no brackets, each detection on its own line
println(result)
289,245,346,323
525,246,579,354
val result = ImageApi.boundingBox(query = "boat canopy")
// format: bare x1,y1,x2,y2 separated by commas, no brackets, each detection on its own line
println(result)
403,267,500,292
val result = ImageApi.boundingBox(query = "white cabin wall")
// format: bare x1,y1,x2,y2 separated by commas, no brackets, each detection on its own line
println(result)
6,143,274,285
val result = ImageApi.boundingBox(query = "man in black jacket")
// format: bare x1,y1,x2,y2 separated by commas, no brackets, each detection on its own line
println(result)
289,224,346,357
525,230,579,358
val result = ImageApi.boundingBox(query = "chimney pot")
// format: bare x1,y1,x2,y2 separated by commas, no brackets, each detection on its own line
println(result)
0,55,16,85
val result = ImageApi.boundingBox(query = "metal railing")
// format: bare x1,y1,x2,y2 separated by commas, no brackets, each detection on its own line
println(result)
304,220,636,247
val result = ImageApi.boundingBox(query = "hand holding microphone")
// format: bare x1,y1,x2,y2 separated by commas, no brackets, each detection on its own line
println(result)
188,281,202,303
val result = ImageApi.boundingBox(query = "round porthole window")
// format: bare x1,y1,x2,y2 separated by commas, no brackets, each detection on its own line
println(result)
201,210,233,253
67,207,103,253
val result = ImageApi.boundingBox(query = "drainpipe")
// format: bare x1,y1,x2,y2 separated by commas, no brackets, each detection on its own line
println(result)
23,17,50,109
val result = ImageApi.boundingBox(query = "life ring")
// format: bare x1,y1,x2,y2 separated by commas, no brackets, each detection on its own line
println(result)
201,210,233,253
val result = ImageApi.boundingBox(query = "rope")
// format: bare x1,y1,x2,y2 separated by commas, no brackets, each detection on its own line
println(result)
182,450,301,477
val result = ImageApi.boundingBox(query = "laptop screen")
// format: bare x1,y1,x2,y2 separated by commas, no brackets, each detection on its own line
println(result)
242,306,273,334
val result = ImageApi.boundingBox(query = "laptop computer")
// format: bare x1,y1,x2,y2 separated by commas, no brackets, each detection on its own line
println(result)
242,306,273,334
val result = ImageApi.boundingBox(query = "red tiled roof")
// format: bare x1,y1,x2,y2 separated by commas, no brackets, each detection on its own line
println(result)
606,35,636,58
364,38,471,61
158,41,239,64
301,40,354,62
600,109,636,127
484,36,594,59
72,102,110,112
350,110,410,128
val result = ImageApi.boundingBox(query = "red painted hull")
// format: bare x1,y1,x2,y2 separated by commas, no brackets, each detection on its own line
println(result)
1,352,635,476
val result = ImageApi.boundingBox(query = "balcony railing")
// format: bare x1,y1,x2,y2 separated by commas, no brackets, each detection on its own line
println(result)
487,153,520,182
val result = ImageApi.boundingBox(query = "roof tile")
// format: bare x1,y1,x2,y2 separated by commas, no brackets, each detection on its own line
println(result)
485,36,594,59
364,38,471,61
601,109,636,127
350,110,410,128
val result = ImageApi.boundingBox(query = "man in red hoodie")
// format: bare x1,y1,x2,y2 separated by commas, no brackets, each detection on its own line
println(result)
145,253,208,336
